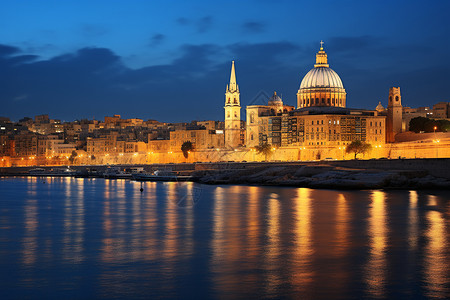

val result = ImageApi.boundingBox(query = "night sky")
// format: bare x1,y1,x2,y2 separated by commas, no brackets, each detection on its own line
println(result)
1,0,449,122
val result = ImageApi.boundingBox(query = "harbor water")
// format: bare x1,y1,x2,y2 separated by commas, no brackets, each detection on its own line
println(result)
0,177,449,299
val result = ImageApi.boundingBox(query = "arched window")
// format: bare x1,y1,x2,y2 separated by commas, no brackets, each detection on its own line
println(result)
234,112,237,118
250,112,255,123
227,112,230,118
227,98,230,104
250,134,254,141
327,98,330,105
234,98,237,104
316,98,319,104
395,96,399,102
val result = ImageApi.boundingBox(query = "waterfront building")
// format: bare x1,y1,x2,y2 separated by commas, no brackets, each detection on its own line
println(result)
245,43,387,151
432,102,450,118
246,92,295,148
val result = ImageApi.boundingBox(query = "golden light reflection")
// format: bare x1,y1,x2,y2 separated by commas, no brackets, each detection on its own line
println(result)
335,193,349,257
408,191,419,250
62,177,85,263
291,188,314,293
128,181,143,261
162,182,179,260
246,186,260,262
365,190,388,298
183,183,194,257
211,187,225,265
143,182,158,261
210,186,244,296
22,198,38,266
264,193,281,294
424,195,448,298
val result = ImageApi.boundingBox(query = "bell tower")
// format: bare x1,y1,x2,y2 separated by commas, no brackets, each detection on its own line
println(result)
224,61,241,148
386,87,403,142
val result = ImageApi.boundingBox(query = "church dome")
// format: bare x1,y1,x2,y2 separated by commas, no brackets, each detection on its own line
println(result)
268,91,283,106
300,67,344,89
297,42,347,108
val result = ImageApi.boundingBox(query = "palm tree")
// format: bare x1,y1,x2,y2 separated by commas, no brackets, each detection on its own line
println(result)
255,143,274,161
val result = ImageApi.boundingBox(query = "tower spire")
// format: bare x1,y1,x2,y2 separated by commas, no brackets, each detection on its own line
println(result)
229,60,237,91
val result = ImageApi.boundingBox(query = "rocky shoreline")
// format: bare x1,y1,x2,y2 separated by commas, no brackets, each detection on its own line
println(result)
193,165,450,190
2,159,450,190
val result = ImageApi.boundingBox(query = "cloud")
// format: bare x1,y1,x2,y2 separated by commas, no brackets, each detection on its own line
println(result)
197,16,213,33
0,44,21,57
242,21,266,34
149,34,166,47
176,17,190,26
0,39,449,122
175,16,214,33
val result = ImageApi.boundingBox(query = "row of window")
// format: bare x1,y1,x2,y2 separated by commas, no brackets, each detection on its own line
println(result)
308,119,341,125
301,98,343,106
369,121,383,127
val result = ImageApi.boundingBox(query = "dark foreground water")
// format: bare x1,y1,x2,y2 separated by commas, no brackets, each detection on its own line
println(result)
0,177,449,299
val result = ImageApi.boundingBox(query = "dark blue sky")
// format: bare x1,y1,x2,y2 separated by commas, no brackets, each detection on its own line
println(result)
1,0,449,122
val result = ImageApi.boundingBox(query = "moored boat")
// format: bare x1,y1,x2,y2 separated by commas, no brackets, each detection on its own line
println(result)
103,167,133,179
132,169,191,181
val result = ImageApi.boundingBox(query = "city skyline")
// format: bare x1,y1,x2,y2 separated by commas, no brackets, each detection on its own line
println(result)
1,0,449,122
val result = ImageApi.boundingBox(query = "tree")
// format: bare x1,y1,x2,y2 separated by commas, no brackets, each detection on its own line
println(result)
181,141,194,159
68,150,77,164
255,143,274,161
409,117,450,133
345,140,372,159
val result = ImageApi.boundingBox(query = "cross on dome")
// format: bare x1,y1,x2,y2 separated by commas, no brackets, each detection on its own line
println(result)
320,40,324,50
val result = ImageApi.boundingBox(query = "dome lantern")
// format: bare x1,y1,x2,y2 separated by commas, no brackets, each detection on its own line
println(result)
297,42,347,109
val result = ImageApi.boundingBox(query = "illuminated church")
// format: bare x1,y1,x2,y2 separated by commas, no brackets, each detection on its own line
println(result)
223,42,403,160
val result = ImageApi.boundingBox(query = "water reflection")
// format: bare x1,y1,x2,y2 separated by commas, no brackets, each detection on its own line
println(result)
2,178,449,299
408,191,419,250
22,197,38,266
424,195,448,298
291,188,313,293
335,193,350,257
264,193,281,295
63,177,85,263
365,190,388,299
